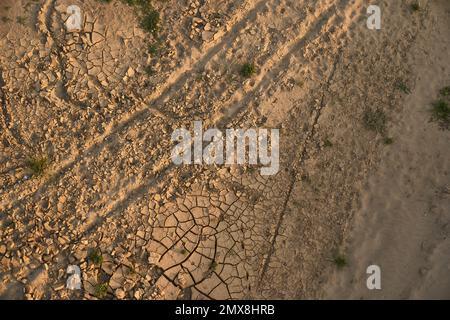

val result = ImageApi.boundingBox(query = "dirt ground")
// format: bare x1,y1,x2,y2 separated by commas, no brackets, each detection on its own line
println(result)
0,0,449,300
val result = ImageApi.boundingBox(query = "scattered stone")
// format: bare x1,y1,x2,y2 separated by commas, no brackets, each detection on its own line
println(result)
109,268,126,290
115,288,126,299
202,31,215,42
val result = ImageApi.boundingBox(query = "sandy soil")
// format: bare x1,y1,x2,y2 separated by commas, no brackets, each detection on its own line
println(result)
0,0,448,300
325,0,450,299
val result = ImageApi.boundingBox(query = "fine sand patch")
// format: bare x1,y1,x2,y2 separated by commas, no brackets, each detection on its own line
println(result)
325,0,450,299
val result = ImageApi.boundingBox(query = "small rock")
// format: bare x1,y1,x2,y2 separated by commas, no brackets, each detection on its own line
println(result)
202,31,214,42
110,268,125,290
192,17,203,25
136,230,145,239
102,261,115,275
134,289,142,300
127,67,135,78
54,284,65,291
115,288,126,299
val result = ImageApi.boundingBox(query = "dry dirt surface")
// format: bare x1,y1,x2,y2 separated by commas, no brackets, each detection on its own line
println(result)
0,0,449,300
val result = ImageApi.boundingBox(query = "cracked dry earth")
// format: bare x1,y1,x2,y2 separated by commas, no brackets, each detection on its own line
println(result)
0,0,443,300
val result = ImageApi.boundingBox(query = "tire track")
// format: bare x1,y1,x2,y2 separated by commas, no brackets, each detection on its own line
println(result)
0,0,268,209
64,0,347,230
1,0,336,256
257,0,364,287
3,0,362,299
41,0,357,261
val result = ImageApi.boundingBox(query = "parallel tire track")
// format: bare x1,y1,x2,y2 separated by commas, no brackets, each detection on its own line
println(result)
12,2,362,297
0,0,267,208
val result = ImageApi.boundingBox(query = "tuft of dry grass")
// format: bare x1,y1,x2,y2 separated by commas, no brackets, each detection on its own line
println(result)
26,155,49,177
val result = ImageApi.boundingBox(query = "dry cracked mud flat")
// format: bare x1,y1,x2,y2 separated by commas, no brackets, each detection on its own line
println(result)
0,0,449,300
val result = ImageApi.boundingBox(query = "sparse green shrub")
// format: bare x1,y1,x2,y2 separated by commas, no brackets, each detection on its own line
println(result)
323,139,333,147
95,283,108,299
439,86,450,97
383,137,394,145
140,8,160,35
396,81,411,94
210,261,218,271
363,108,387,134
89,249,103,266
26,155,49,177
16,16,26,25
148,43,159,55
333,254,347,269
430,99,450,130
411,2,420,11
240,63,256,78
144,65,154,76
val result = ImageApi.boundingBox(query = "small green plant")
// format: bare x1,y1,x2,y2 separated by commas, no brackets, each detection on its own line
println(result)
383,137,394,145
210,261,218,271
195,74,204,82
144,65,154,76
439,86,450,97
333,254,347,269
1,16,10,23
89,249,103,266
323,139,333,147
396,81,411,94
140,9,160,35
148,43,159,55
26,155,49,177
363,108,387,134
16,16,26,25
240,62,256,78
301,174,311,184
411,2,420,11
94,283,108,299
121,0,143,5
429,99,450,130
